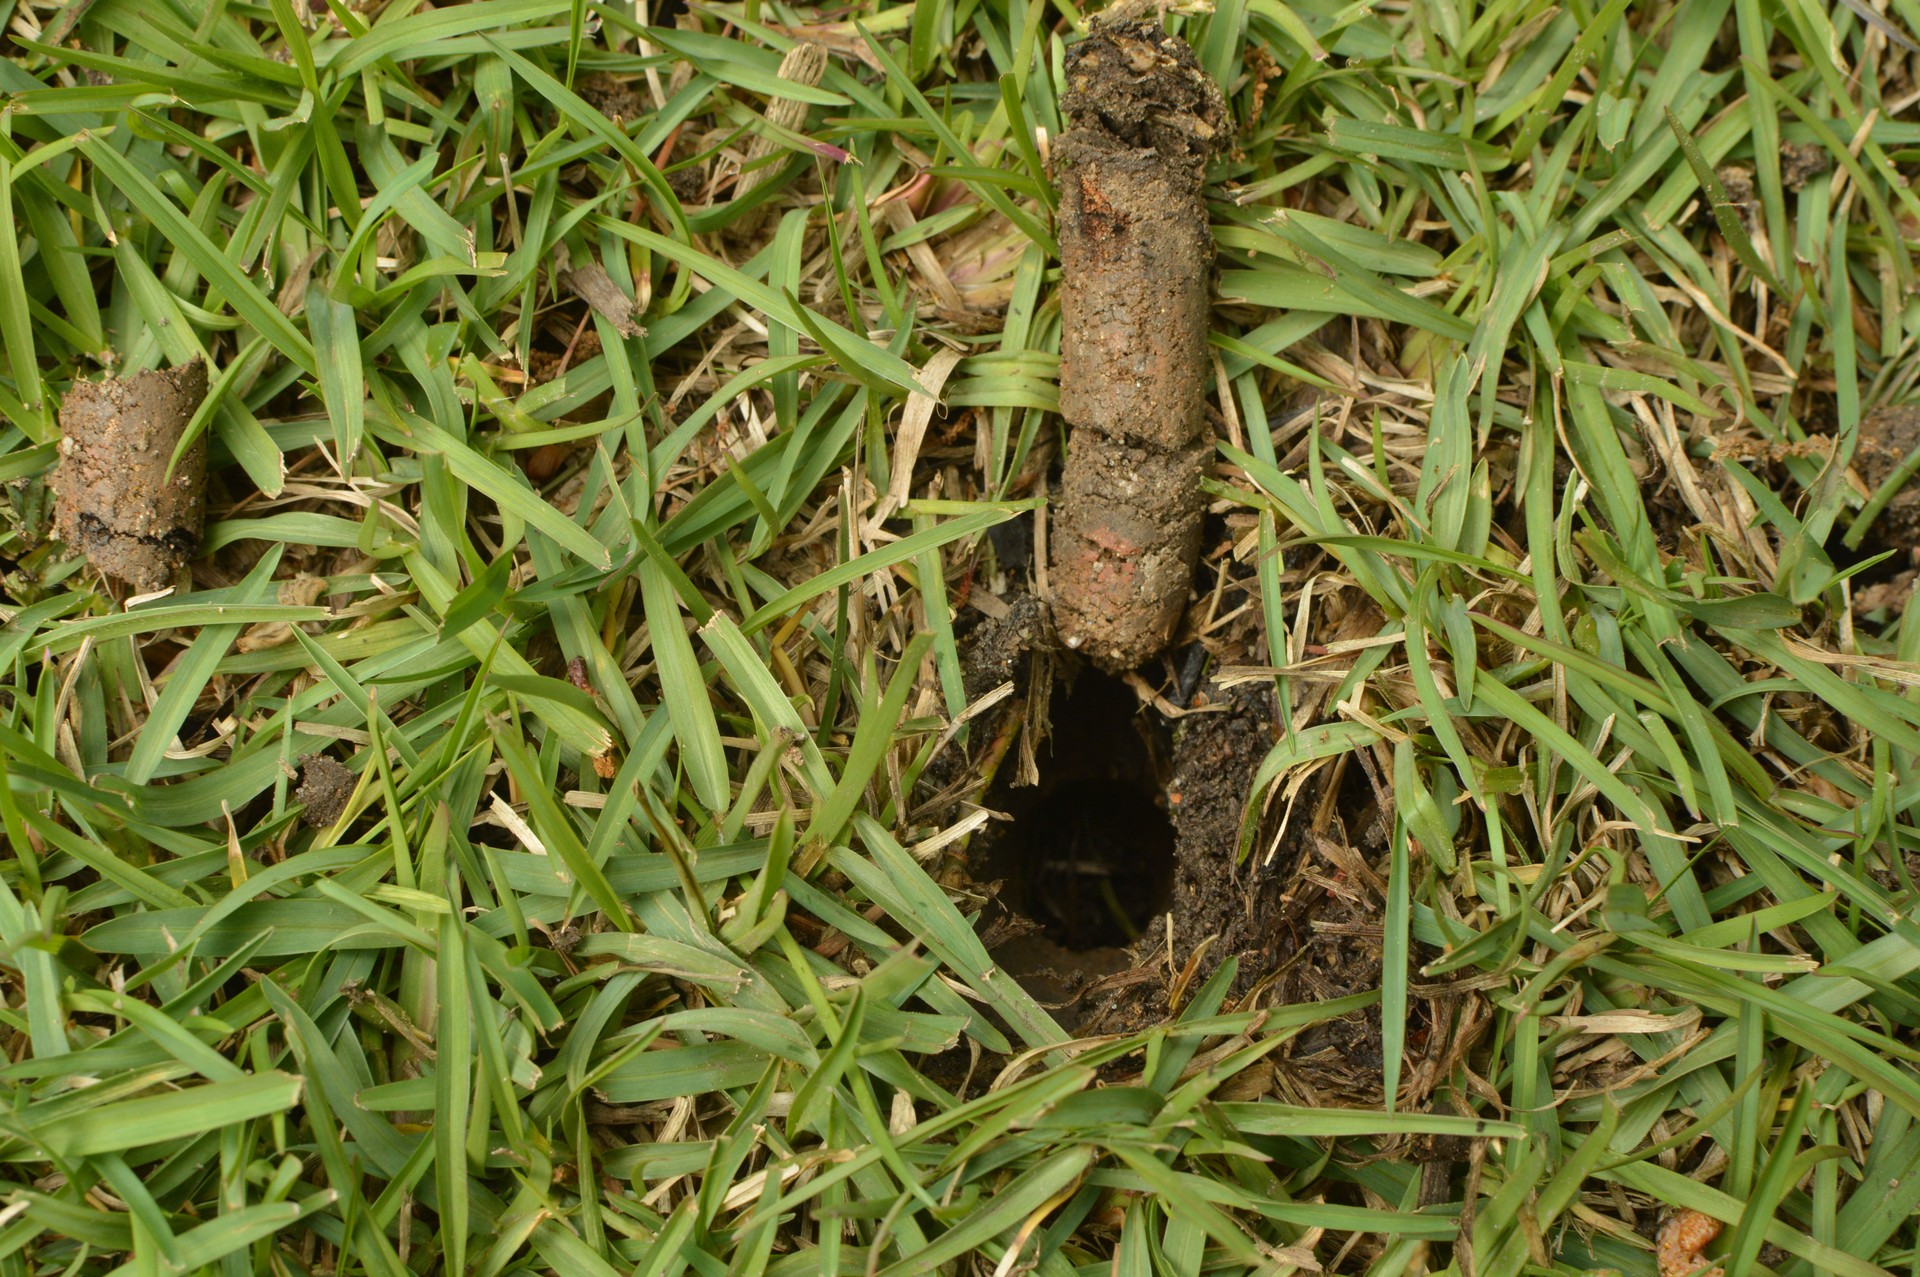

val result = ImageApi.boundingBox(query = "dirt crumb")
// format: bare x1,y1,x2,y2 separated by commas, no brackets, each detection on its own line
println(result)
1713,163,1755,221
1855,404,1920,559
1061,21,1226,169
577,72,643,122
297,756,357,828
52,360,209,591
961,593,1046,699
1781,141,1831,190
1854,569,1917,619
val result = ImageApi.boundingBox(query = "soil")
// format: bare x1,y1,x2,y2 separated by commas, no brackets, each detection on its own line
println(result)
1047,20,1227,674
976,667,1174,941
1056,143,1217,445
1058,23,1227,168
961,592,1046,700
577,72,644,123
972,664,1176,1028
296,755,357,828
1854,404,1920,560
52,360,209,591
1713,163,1755,222
985,512,1032,575
951,612,1409,1107
1145,694,1401,1102
1781,141,1831,190
989,933,1134,1034
1272,893,1390,1101
1853,568,1918,619
1050,438,1210,671
1162,687,1292,982
1073,684,1380,1036
909,591,1047,827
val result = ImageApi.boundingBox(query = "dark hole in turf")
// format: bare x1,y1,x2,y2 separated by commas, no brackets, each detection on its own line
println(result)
980,669,1175,951
1824,522,1908,595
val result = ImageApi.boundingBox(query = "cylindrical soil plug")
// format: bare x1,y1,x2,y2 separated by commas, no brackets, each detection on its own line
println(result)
1056,98,1222,445
1048,21,1226,671
53,360,209,592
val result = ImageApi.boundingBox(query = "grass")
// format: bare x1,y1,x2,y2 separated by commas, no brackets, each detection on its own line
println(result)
2,0,1920,1273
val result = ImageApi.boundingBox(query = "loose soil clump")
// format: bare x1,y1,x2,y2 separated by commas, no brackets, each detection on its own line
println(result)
1162,687,1292,982
52,360,209,591
297,755,357,828
1855,403,1920,560
960,592,1047,700
1049,20,1227,672
1781,140,1831,189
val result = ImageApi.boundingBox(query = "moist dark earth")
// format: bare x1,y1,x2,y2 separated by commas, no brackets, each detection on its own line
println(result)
951,600,1396,1099
296,755,358,828
1857,403,1920,555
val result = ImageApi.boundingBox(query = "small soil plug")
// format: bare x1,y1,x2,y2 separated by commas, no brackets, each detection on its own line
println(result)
296,755,357,828
1048,19,1227,671
53,360,209,592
